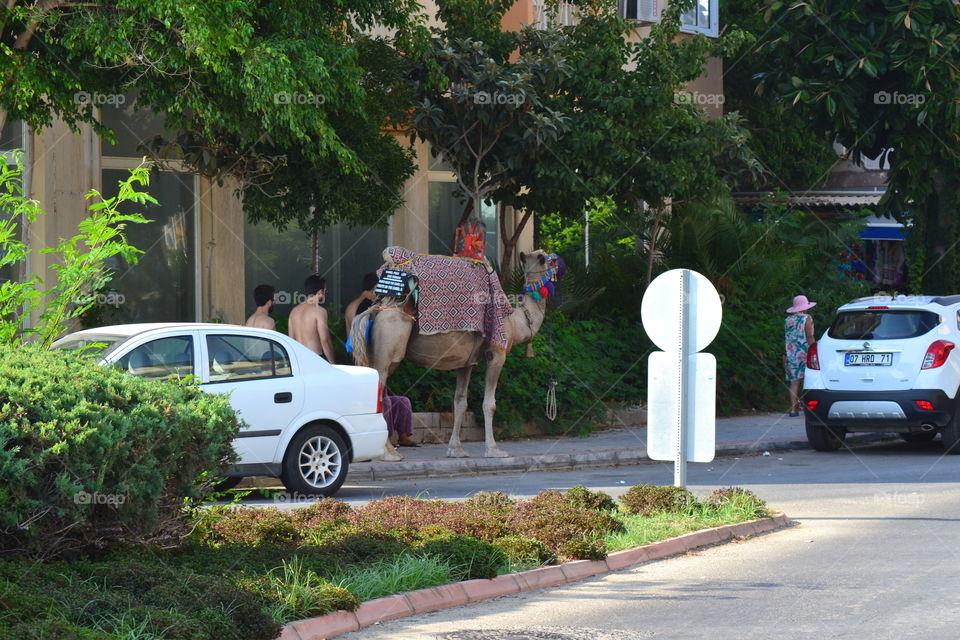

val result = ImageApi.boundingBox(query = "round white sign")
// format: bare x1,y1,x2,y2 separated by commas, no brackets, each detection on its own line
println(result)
641,269,723,352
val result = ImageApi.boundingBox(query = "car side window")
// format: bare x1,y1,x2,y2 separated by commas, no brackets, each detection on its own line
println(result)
116,336,194,379
206,335,292,382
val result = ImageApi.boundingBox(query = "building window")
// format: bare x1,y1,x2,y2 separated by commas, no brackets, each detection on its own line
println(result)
100,168,198,323
680,0,718,38
619,0,661,22
243,221,387,322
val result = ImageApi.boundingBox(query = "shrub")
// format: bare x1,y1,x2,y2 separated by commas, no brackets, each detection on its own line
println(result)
0,557,279,640
566,485,617,512
493,535,555,566
0,346,239,557
508,490,624,557
704,487,769,519
256,558,360,624
619,484,696,516
415,532,505,581
194,506,302,546
559,537,607,561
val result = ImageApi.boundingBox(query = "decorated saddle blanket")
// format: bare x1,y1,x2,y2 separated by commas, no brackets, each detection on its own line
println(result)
378,246,514,349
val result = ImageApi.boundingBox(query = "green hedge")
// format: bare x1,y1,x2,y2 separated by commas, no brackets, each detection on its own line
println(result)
0,346,240,557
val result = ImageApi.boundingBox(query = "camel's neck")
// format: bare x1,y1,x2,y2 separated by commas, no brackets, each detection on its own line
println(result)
511,294,547,346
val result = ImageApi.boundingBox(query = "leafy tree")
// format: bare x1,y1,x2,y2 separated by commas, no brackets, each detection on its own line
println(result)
0,154,151,346
406,0,568,273
0,0,421,233
719,0,837,190
755,0,960,292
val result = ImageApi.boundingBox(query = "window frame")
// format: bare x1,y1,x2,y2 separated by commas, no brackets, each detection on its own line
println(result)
679,0,719,38
204,333,294,384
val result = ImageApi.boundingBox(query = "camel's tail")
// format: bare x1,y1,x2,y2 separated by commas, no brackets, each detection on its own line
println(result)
350,308,375,367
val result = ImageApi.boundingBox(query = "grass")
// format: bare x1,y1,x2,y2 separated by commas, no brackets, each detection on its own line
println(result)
331,553,452,601
605,494,771,553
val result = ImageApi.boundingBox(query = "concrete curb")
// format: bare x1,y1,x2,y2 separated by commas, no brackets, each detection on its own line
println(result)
278,512,792,640
347,434,898,482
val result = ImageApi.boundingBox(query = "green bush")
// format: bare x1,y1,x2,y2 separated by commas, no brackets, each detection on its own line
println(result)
0,346,239,557
565,485,617,512
509,490,624,558
415,532,506,581
619,484,696,516
0,556,279,640
704,487,769,519
493,535,556,566
559,537,607,561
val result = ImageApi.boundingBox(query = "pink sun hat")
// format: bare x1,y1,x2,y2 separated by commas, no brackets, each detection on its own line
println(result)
787,294,817,313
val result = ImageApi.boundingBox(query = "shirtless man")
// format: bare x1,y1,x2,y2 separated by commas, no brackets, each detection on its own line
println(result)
288,275,335,363
244,284,276,330
344,272,378,331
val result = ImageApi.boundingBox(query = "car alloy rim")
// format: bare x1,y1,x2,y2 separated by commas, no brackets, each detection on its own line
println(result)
298,435,341,488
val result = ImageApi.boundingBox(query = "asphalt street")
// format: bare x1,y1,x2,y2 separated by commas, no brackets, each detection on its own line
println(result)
323,439,960,639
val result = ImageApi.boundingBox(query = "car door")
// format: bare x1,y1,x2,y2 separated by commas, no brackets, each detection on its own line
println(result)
200,332,305,465
111,332,198,380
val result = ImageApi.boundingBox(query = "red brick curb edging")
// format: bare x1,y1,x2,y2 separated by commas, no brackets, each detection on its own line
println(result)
278,512,791,640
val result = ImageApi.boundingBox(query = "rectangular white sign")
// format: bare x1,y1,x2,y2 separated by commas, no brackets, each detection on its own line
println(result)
647,351,716,463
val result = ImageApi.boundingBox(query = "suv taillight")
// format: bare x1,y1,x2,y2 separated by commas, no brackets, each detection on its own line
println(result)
922,340,955,369
376,380,384,413
807,342,820,370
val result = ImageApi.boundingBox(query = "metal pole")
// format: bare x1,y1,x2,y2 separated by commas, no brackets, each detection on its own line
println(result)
675,269,692,487
584,208,590,271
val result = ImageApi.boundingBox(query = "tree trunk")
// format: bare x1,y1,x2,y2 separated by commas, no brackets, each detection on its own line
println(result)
311,230,319,274
500,204,534,285
645,205,665,287
450,198,474,253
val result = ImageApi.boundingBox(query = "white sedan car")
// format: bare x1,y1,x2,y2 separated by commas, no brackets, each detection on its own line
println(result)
52,323,388,496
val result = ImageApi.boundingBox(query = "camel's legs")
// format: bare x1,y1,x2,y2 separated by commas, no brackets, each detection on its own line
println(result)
447,365,473,458
482,350,508,458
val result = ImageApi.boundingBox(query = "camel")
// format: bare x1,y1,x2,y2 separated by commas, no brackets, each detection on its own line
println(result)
351,250,559,458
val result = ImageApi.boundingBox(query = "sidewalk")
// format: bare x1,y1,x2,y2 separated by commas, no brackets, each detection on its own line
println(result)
348,412,895,482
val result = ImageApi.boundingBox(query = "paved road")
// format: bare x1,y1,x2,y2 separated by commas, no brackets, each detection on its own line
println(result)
332,439,960,639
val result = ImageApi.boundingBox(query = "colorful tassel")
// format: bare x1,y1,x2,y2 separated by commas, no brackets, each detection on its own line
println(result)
545,281,555,296
531,290,542,301
539,286,549,299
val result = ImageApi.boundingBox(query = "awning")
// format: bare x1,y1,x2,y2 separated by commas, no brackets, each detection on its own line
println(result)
860,225,906,241
734,192,883,208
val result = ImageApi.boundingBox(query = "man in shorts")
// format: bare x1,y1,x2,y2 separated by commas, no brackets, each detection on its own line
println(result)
288,275,335,363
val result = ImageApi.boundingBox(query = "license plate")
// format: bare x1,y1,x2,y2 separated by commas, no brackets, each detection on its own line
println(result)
845,352,893,366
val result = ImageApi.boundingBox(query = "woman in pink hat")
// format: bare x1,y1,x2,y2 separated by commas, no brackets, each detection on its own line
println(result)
785,294,817,416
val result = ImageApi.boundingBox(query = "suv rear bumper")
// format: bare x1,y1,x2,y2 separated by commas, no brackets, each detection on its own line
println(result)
804,389,955,432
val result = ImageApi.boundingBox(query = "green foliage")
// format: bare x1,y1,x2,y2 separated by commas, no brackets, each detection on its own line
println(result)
258,557,359,625
619,484,696,517
1,1,423,234
331,554,452,602
493,535,556,567
756,0,960,292
0,557,278,640
509,489,625,560
0,156,152,347
720,0,837,190
565,485,617,512
0,346,239,557
704,487,770,519
415,532,506,581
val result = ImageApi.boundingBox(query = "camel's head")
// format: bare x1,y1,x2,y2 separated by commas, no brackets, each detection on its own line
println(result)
519,250,564,302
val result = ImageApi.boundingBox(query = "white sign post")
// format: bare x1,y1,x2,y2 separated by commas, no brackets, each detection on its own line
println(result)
641,269,722,487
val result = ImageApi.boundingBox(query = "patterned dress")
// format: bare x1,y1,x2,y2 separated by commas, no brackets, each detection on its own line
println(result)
784,313,811,381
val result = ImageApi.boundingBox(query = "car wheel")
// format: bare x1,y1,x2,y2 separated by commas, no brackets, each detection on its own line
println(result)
281,425,349,496
899,431,937,444
805,416,846,451
942,406,960,455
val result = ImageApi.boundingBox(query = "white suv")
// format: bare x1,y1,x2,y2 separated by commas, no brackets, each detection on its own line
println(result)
803,295,960,453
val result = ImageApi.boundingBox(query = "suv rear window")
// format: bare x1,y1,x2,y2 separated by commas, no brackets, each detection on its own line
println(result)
828,310,940,340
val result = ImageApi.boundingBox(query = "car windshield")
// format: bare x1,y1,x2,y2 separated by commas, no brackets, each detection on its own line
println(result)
828,310,940,340
51,334,126,358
